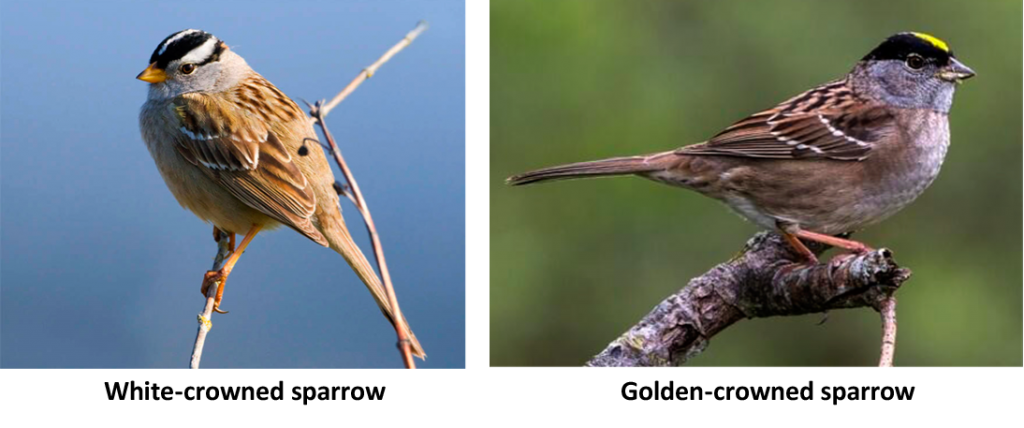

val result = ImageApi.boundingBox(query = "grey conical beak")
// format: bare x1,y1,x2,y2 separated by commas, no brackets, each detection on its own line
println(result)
938,57,975,82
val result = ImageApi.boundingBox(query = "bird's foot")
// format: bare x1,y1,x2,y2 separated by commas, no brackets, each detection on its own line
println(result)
201,269,231,314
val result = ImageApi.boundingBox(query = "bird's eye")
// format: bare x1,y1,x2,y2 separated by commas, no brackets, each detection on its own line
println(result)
906,54,925,70
179,63,197,74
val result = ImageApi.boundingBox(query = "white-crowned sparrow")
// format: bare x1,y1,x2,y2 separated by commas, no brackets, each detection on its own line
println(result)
138,29,424,358
509,32,974,263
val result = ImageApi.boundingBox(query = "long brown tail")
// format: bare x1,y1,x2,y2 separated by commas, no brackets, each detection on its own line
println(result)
327,224,426,359
507,151,676,186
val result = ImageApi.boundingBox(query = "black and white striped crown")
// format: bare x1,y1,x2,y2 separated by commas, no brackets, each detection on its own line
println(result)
149,29,226,69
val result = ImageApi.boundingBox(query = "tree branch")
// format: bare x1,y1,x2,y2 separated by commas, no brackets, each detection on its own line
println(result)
318,21,429,119
585,232,911,367
190,229,232,369
877,294,898,367
307,21,429,368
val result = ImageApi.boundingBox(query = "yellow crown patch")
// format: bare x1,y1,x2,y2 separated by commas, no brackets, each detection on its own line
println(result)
911,32,950,52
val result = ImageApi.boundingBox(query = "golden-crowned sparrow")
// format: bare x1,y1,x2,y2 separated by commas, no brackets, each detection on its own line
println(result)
137,29,424,358
508,32,974,263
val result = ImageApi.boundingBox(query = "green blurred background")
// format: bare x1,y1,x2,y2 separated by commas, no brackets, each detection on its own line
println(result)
491,0,1022,366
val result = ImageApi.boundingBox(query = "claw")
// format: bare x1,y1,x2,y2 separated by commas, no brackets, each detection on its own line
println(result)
199,224,261,317
201,269,230,314
200,270,220,297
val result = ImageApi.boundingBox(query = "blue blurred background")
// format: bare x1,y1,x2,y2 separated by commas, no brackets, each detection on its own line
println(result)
2,0,465,368
491,0,1021,366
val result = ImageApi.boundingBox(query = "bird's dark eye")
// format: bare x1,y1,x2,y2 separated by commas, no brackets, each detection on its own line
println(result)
906,54,925,70
179,63,197,74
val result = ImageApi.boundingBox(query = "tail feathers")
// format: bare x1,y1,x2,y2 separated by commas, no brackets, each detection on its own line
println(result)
506,151,675,186
328,225,426,359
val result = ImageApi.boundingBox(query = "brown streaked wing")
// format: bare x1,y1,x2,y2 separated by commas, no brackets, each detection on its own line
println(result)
678,80,894,161
172,93,327,246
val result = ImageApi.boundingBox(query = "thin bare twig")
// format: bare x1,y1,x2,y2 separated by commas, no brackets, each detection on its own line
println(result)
877,294,898,367
318,21,429,119
308,21,429,368
190,230,232,369
311,106,415,368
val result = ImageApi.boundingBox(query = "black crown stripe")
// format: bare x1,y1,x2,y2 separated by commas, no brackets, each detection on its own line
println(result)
149,30,222,70
861,33,953,65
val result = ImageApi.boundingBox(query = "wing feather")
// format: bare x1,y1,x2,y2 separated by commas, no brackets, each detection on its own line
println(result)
171,92,327,246
678,79,895,161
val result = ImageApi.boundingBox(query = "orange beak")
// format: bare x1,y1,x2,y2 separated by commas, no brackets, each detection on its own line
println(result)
136,62,167,83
